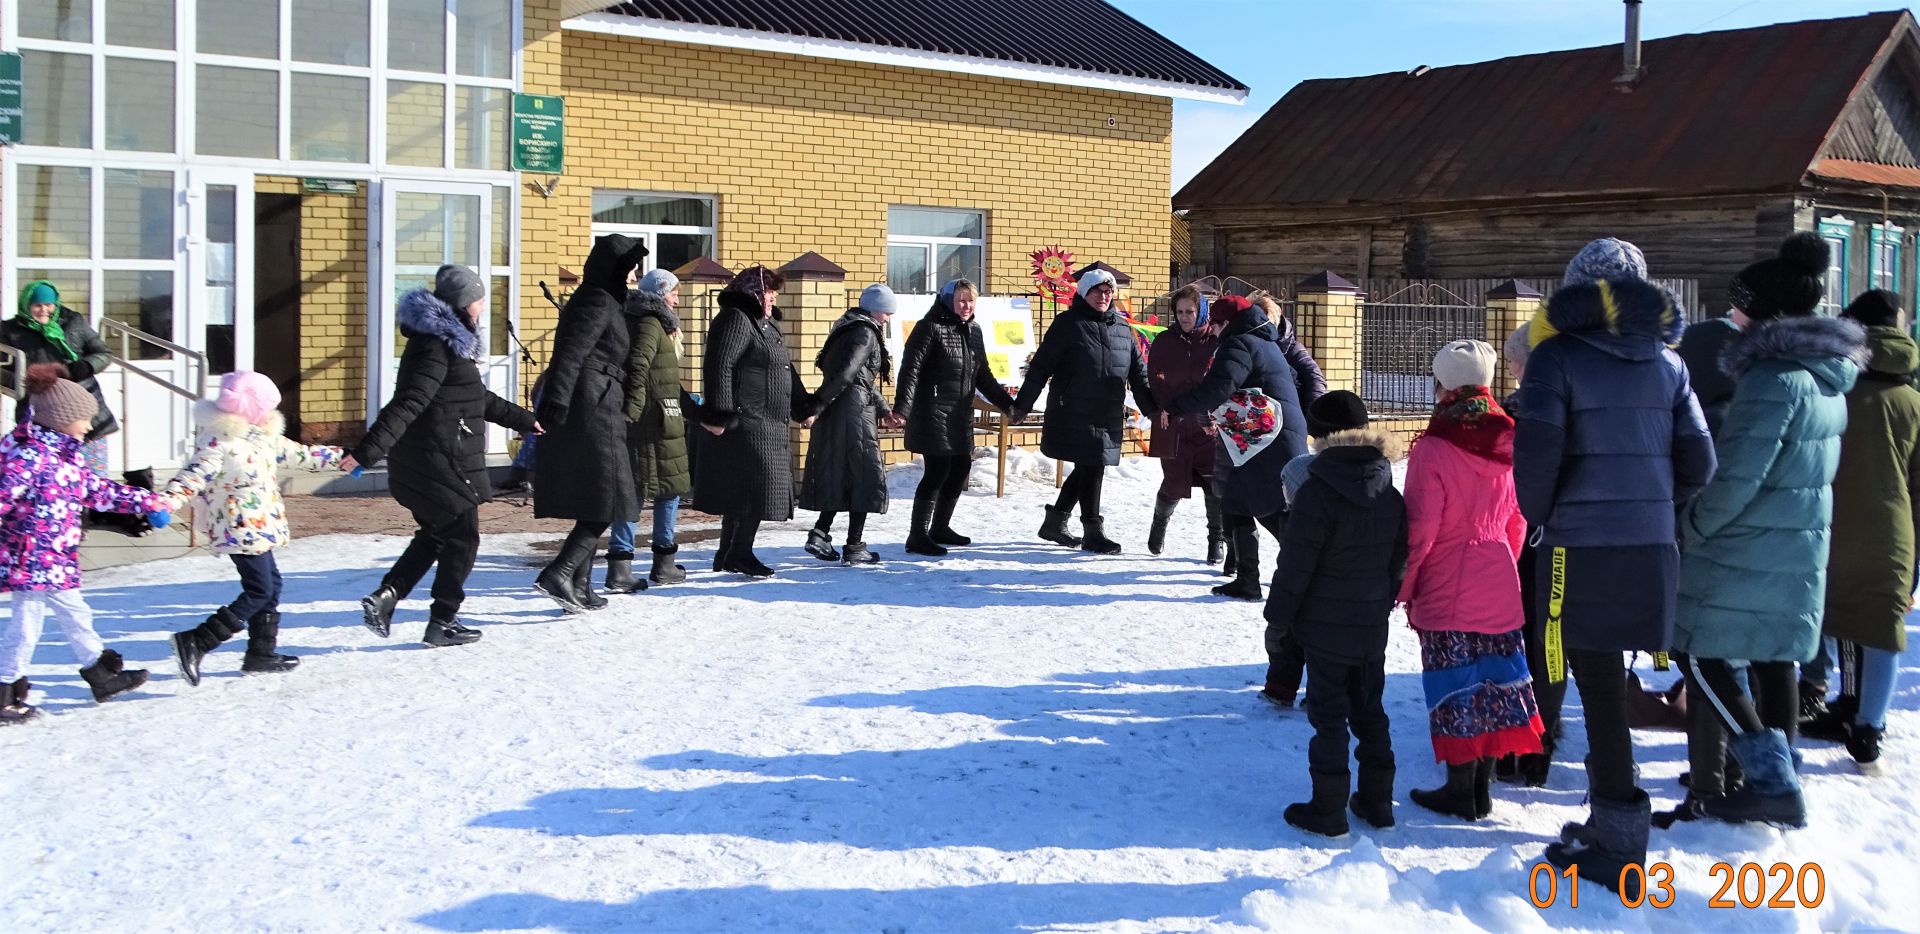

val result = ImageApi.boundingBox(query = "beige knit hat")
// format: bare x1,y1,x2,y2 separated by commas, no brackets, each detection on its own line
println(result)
1432,339,1498,391
26,363,98,430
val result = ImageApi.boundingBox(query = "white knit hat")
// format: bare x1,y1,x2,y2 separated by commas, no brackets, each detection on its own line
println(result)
1076,268,1117,297
1433,339,1498,391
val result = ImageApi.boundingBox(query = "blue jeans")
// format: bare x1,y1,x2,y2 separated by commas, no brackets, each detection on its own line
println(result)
609,496,680,554
1839,639,1900,729
228,552,284,621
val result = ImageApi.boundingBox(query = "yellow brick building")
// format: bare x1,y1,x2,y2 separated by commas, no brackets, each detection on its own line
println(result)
1,0,1243,471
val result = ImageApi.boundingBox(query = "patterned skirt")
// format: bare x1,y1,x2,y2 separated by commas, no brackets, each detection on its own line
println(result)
1418,628,1544,764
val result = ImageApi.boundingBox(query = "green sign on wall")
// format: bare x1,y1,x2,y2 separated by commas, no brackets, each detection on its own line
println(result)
512,93,564,174
0,53,23,145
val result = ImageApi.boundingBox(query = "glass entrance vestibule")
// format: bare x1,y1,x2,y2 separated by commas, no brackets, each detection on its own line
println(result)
3,0,523,472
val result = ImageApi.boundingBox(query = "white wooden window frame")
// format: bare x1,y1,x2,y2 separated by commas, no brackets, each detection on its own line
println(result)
590,190,719,274
887,206,986,293
1817,215,1854,318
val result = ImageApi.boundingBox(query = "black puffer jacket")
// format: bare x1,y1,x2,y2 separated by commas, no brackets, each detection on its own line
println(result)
534,234,648,523
1275,312,1329,409
1013,294,1157,465
2,306,118,441
1264,427,1408,663
1168,304,1311,518
894,294,1015,456
800,310,890,514
693,292,814,520
353,290,535,525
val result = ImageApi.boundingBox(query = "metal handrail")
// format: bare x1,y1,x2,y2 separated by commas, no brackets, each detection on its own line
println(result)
0,343,27,400
98,318,211,402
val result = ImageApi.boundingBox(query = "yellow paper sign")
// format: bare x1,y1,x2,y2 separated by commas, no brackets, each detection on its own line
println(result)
986,352,1012,380
994,320,1027,346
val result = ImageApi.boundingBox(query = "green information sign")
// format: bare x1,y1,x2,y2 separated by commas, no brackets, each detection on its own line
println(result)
0,52,23,146
512,93,564,174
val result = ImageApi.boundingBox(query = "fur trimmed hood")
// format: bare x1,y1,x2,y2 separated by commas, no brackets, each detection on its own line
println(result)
398,288,481,360
1721,314,1868,393
192,399,287,443
1537,278,1684,361
623,288,680,332
1314,425,1404,461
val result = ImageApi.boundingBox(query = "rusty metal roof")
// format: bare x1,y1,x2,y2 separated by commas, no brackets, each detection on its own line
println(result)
1176,12,1911,210
595,0,1246,95
1811,157,1920,188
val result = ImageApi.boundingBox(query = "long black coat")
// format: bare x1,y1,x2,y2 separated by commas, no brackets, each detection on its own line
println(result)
1264,428,1409,663
894,295,1015,456
2,306,119,441
534,235,648,522
1168,307,1310,518
800,311,890,514
353,290,535,525
1013,295,1157,465
694,292,813,520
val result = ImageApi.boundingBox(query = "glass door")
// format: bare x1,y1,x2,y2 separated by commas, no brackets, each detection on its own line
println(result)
371,180,493,422
188,171,256,377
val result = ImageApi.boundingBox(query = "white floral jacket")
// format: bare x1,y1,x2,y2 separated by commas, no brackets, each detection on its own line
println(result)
159,402,343,555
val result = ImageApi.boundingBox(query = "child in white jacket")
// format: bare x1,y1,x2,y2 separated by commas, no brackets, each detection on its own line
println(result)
159,371,347,686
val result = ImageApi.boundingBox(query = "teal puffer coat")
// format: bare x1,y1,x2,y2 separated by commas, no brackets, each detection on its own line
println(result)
1674,315,1867,662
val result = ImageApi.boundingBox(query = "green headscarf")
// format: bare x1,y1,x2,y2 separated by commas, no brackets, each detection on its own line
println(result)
14,279,78,362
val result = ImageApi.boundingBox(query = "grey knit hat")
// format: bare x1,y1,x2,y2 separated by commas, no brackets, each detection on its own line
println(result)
858,283,898,316
433,264,485,309
637,268,679,297
26,363,98,430
1562,238,1648,288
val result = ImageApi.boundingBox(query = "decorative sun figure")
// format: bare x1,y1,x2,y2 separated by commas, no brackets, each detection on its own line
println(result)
1029,246,1076,303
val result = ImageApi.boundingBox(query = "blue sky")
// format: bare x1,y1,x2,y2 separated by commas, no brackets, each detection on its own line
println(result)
1110,0,1919,190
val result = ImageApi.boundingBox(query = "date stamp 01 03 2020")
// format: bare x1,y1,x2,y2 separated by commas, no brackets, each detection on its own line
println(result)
1528,861,1827,910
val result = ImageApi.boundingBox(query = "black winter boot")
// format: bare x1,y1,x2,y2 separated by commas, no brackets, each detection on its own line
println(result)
604,551,646,594
722,518,775,578
649,544,687,585
1220,536,1236,575
1080,515,1122,555
172,607,242,687
842,542,880,565
805,528,840,562
574,555,610,609
1037,506,1082,548
1350,764,1396,829
1474,757,1495,819
930,491,971,546
1545,790,1652,900
906,495,947,556
1798,679,1831,727
424,616,482,647
1516,733,1555,788
361,585,399,638
535,535,597,613
1411,763,1480,821
80,649,149,701
712,516,737,572
1284,770,1352,838
1802,694,1858,742
1211,525,1262,600
1203,492,1226,565
0,677,40,725
1846,723,1885,773
1146,497,1177,555
241,610,299,674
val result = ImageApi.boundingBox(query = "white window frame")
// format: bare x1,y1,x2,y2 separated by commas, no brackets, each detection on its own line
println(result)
1817,215,1854,317
887,206,986,293
1870,221,1904,297
590,190,718,274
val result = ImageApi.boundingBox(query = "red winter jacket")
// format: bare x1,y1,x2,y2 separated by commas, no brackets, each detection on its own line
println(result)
1397,431,1528,634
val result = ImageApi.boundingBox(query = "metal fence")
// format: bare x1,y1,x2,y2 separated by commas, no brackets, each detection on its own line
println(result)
1359,282,1487,414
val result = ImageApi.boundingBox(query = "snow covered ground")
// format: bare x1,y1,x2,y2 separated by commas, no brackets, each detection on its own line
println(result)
3,451,1917,933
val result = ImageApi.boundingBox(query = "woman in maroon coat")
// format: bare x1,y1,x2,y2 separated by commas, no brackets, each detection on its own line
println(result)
1147,285,1224,560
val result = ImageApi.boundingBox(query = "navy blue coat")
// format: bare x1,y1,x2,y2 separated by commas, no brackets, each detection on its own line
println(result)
1169,305,1311,518
1511,278,1716,652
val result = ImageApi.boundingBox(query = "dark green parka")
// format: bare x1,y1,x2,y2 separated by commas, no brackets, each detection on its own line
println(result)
622,290,691,500
1823,325,1920,652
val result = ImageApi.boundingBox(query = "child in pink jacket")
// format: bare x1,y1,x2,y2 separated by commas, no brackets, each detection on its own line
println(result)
0,365,168,724
1399,340,1542,823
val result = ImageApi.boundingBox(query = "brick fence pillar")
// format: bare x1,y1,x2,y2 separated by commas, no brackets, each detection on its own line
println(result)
1293,270,1363,394
776,252,849,481
1485,279,1543,400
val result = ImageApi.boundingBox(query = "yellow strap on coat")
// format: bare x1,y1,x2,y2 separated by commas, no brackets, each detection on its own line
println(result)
1546,547,1567,684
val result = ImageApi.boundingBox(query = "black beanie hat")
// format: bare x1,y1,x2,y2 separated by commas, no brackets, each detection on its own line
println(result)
1842,288,1903,328
1307,390,1369,438
1730,232,1829,321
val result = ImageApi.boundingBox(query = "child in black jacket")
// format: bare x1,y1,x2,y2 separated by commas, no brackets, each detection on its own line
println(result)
1263,423,1407,837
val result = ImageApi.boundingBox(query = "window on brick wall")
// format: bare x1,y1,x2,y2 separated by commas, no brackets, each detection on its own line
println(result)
888,207,985,294
592,192,717,274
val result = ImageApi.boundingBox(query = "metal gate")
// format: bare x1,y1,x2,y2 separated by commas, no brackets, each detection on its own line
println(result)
1360,282,1485,414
